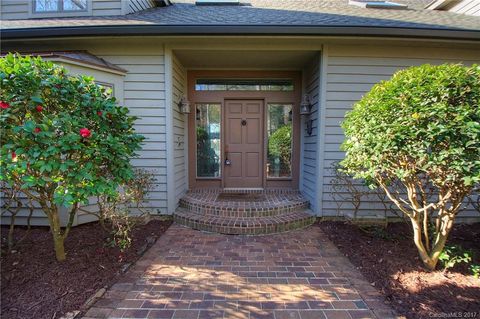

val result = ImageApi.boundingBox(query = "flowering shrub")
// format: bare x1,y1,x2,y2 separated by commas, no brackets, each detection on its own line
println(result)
341,64,480,270
0,54,144,261
79,128,91,138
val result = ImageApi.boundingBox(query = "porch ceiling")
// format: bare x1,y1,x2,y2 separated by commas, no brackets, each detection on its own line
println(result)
174,50,318,69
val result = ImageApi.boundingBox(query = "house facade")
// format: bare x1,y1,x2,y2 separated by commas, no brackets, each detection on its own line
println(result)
1,0,480,232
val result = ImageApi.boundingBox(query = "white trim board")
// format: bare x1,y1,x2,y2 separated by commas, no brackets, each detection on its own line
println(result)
164,45,176,214
315,45,328,215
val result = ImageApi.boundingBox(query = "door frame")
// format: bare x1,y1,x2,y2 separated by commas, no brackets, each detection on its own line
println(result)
187,70,302,190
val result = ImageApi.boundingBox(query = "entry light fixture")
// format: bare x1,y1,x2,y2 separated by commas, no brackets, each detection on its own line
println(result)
300,94,314,136
178,95,191,114
300,94,312,115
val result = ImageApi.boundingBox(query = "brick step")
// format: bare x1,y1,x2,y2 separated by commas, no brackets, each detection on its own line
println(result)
174,208,316,235
179,191,310,218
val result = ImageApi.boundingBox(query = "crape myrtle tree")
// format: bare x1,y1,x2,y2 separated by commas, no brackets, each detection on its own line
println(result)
0,54,144,261
340,64,480,270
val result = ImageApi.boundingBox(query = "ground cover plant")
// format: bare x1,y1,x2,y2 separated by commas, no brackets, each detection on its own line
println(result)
341,64,480,270
0,54,144,261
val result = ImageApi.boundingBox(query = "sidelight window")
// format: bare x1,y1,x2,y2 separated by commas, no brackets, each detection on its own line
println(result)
196,104,221,178
267,104,293,178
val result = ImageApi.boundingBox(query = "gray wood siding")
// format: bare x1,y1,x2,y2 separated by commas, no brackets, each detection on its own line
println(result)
92,0,123,16
0,0,30,20
322,45,480,220
100,54,168,213
0,195,98,226
300,55,320,210
172,54,188,204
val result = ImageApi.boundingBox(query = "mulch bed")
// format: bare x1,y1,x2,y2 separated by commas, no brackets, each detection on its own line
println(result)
1,219,172,319
317,221,480,319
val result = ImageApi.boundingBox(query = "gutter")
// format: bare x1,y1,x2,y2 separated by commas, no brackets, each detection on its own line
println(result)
2,25,480,41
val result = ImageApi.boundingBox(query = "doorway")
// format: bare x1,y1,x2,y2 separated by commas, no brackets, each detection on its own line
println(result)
224,99,264,188
187,70,301,190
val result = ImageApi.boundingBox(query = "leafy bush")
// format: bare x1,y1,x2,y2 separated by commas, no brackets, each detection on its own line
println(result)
91,168,156,251
0,54,144,261
439,245,472,272
470,264,480,278
341,64,480,270
268,124,292,174
105,208,134,252
196,127,219,177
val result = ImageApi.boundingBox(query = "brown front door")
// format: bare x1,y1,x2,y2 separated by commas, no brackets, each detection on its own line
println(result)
224,100,264,188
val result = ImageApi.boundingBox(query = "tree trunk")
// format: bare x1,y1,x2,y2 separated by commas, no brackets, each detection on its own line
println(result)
410,218,436,270
428,214,455,270
8,217,15,253
53,232,66,262
50,208,66,262
411,214,456,271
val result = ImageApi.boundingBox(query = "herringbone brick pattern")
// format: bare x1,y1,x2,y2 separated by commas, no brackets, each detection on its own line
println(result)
83,224,398,319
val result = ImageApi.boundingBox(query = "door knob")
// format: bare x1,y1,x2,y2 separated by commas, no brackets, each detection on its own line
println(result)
241,119,247,126
225,145,230,165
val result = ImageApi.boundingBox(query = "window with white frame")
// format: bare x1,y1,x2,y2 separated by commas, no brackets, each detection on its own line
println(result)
34,0,87,12
95,81,114,98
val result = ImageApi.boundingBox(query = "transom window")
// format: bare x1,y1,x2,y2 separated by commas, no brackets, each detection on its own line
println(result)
195,79,294,91
34,0,87,12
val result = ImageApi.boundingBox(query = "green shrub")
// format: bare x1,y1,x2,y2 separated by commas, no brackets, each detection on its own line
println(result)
196,127,219,177
268,124,292,173
341,64,480,270
470,264,480,278
0,54,144,261
94,168,156,251
439,245,472,272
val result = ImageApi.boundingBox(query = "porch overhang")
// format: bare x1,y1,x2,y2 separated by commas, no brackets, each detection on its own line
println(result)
2,25,480,41
174,49,318,69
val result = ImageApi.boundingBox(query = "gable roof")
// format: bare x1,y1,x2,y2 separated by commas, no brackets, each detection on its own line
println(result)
24,51,128,74
2,0,480,40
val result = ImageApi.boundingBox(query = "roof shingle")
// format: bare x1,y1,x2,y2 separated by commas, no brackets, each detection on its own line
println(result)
1,0,479,34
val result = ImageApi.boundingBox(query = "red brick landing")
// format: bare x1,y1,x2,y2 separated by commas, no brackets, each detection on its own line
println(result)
174,190,315,235
83,225,397,319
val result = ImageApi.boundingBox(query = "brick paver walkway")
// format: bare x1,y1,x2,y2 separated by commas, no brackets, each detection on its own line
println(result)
83,224,398,319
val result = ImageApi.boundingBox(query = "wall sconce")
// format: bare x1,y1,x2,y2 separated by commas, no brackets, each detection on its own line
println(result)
300,94,314,136
300,94,312,115
178,96,191,114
